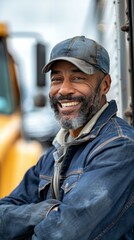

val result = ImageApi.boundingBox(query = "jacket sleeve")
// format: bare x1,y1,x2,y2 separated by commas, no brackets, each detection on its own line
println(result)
0,153,60,240
0,200,60,240
31,138,134,240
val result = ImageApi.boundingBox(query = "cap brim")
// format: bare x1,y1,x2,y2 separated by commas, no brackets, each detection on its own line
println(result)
42,57,98,75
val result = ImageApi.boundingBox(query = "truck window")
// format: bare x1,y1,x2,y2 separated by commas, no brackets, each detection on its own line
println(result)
0,38,14,114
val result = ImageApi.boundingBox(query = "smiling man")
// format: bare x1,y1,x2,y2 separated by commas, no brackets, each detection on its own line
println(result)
1,36,134,240
49,60,110,137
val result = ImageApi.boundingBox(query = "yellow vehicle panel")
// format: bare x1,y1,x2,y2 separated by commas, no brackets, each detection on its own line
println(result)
0,113,21,161
0,138,43,198
0,113,43,198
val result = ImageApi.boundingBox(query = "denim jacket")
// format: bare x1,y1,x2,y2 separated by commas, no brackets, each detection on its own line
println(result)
1,100,134,240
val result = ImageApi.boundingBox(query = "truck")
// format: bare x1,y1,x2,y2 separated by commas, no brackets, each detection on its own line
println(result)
0,23,58,198
86,0,134,125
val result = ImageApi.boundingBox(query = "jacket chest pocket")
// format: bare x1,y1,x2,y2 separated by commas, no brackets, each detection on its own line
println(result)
61,174,80,194
38,176,52,200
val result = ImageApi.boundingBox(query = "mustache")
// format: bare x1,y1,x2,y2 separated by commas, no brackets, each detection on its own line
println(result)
49,94,85,104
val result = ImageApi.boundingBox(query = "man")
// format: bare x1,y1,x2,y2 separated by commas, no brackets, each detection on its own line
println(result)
1,36,134,240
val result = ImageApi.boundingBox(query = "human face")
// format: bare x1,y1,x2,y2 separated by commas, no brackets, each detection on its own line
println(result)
49,61,106,137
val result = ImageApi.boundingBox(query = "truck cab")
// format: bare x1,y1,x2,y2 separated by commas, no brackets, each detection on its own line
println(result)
0,23,48,198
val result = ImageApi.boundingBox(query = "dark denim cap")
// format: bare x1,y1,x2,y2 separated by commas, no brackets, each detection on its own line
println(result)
42,36,110,74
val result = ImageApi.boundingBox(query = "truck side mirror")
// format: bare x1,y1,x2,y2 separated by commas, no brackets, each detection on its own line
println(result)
34,93,47,107
36,43,46,87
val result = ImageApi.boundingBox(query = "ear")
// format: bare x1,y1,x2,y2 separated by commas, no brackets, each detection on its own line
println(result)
101,74,111,94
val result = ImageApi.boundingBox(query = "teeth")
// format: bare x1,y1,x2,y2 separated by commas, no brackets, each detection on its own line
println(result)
61,102,79,108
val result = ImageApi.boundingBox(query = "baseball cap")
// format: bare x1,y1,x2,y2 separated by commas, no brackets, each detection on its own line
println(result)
42,36,110,75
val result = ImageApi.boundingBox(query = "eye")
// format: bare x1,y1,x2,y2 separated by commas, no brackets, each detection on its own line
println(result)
72,76,86,82
51,77,63,84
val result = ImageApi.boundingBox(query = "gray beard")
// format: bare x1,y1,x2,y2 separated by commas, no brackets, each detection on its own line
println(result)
51,91,101,130
56,113,86,130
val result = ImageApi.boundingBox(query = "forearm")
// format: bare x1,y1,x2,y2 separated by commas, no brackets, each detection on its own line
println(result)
0,199,60,240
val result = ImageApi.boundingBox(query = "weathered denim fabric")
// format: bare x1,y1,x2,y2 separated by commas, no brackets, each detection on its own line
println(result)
1,100,134,240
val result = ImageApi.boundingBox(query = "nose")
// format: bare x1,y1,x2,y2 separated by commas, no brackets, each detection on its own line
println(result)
58,79,75,96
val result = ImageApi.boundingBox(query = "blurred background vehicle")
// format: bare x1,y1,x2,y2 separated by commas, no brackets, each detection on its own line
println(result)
8,31,60,146
0,23,59,198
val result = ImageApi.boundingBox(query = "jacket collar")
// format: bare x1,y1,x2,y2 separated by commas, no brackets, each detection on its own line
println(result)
89,100,117,138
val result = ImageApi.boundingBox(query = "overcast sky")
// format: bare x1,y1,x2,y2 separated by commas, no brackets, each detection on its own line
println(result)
0,0,91,47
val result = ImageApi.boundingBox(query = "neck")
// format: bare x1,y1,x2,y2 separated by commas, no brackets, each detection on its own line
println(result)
69,126,84,138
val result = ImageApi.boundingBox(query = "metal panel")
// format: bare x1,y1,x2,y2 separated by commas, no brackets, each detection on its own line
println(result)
127,0,134,125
